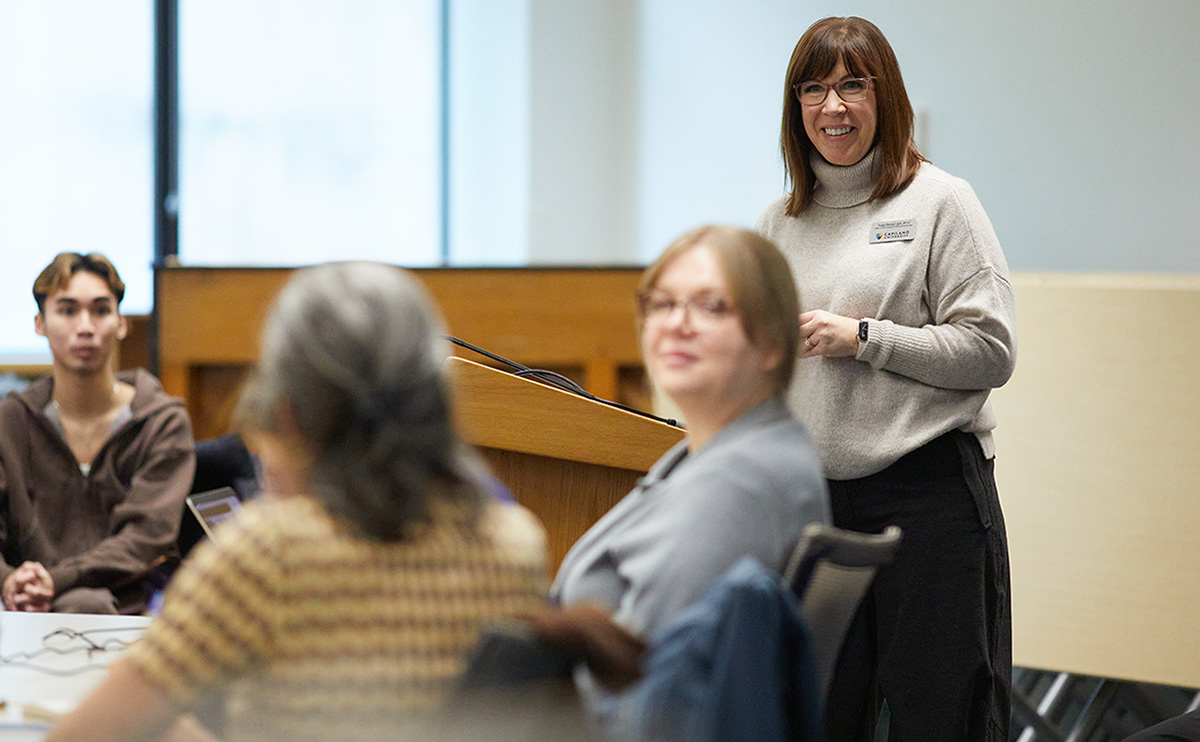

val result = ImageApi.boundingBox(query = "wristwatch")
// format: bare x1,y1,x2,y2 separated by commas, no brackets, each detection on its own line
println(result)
858,320,869,343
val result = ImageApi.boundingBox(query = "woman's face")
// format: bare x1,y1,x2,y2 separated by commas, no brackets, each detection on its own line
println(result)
640,245,779,418
800,58,878,166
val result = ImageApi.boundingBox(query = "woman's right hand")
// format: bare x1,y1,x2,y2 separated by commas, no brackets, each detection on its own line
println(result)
799,310,860,359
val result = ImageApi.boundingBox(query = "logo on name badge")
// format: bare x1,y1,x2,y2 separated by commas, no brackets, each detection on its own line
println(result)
870,219,915,244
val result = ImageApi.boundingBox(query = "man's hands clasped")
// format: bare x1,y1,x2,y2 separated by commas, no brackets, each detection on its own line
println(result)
3,560,54,612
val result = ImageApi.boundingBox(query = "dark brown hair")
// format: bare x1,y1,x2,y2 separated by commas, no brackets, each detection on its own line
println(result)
780,16,926,215
32,252,126,314
637,226,800,395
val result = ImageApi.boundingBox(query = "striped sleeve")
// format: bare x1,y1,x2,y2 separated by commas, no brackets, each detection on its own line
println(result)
124,503,283,705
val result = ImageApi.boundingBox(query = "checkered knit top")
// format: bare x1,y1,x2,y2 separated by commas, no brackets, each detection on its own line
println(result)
125,494,548,741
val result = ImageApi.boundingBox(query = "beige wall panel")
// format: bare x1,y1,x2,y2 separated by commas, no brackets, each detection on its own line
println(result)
993,274,1200,688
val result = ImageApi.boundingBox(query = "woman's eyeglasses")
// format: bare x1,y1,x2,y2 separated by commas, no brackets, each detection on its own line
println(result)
637,290,735,327
793,76,874,105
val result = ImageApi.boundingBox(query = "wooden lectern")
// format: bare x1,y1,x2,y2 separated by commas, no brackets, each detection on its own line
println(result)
449,357,685,569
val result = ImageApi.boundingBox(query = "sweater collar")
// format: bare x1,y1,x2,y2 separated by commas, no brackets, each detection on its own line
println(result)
811,146,881,208
644,396,792,484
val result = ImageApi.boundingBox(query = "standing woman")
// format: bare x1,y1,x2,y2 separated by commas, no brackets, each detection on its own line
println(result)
756,17,1017,742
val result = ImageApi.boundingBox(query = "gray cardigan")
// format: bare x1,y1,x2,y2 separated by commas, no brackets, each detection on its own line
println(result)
550,397,829,637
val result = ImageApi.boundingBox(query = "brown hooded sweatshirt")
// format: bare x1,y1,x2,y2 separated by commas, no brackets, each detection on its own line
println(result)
0,368,195,612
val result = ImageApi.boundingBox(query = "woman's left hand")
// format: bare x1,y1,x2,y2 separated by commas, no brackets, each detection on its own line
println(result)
799,310,860,358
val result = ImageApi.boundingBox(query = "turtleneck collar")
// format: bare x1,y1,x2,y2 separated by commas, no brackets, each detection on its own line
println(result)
810,146,881,209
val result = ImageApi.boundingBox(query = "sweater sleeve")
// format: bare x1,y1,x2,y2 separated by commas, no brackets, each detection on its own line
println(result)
47,405,196,594
124,509,280,705
855,181,1017,391
0,457,13,585
0,396,24,586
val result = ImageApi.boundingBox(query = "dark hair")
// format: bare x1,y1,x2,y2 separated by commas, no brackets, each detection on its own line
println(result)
637,226,800,395
33,252,126,314
780,16,926,215
237,262,488,541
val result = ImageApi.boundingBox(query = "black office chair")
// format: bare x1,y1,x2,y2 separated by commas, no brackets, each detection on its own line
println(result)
783,522,903,708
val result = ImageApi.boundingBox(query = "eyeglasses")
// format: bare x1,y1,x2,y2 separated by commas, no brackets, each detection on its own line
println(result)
637,290,735,327
793,76,874,105
1,626,144,674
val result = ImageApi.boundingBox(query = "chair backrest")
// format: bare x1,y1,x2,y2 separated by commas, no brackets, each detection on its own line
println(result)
192,433,260,500
783,523,903,708
454,619,575,690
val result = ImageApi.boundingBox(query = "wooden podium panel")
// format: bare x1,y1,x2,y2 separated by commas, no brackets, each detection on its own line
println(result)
481,451,646,570
449,357,685,568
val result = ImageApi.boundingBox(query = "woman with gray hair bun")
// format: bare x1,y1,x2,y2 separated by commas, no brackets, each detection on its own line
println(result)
49,262,550,742
242,260,490,539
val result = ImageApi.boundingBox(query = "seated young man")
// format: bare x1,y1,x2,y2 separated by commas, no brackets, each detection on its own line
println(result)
0,252,195,614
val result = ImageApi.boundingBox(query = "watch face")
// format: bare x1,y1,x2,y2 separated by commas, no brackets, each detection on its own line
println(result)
858,321,869,342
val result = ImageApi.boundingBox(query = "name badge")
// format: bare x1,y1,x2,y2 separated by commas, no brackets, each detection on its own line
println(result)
870,219,915,244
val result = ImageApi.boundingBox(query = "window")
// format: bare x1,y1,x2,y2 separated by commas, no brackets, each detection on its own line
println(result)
0,2,153,362
177,0,443,267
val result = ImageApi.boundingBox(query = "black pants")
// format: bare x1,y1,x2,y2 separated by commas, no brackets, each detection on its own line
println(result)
824,430,1012,742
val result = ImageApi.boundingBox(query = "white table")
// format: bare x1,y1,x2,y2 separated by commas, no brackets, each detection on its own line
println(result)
0,612,151,740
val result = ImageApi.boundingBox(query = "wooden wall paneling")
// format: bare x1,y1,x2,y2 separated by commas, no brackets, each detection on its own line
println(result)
156,267,649,439
120,315,152,372
187,365,253,442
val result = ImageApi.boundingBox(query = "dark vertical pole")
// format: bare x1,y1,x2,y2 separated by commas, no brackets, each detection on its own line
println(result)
151,0,178,375
439,0,451,266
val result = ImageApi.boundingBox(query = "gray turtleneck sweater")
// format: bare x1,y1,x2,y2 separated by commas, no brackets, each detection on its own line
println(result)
756,149,1016,479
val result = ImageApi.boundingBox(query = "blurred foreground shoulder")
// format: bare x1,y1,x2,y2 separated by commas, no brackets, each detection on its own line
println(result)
479,499,549,565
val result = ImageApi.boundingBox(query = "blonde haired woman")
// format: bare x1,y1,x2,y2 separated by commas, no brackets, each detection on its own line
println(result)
553,226,830,637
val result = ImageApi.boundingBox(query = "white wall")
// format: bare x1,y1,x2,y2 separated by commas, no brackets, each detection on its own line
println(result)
636,1,803,260
178,0,443,268
515,0,1200,271
449,0,531,266
450,0,642,265
527,0,641,265
0,1,153,363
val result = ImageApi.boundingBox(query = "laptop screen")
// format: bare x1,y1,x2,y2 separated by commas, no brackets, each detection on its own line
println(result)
185,486,243,539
